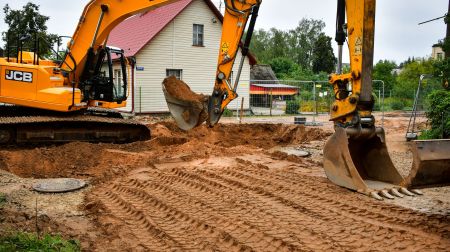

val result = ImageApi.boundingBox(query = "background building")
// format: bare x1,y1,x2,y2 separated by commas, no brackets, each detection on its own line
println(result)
107,0,256,113
432,43,445,60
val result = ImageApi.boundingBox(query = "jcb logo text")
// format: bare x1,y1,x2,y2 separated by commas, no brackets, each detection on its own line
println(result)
5,70,33,83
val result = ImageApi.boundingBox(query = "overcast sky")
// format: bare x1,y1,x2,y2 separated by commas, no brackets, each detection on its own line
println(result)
0,0,447,64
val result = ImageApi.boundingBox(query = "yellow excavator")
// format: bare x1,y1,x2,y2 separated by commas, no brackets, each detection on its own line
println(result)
0,0,261,144
323,0,450,200
165,0,449,200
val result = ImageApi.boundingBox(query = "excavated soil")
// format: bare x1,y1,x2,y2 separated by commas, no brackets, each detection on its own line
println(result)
163,76,206,103
0,123,327,181
1,119,449,251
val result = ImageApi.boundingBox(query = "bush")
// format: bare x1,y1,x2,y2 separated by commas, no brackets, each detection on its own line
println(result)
222,108,233,117
285,100,300,114
0,193,5,205
390,100,404,110
425,90,450,139
418,129,442,140
0,232,80,251
300,101,315,112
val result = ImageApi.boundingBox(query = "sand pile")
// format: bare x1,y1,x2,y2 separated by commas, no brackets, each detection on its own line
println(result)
0,122,329,180
162,76,209,125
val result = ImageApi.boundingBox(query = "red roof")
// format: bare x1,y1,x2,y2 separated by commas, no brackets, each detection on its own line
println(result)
108,0,192,57
107,0,257,65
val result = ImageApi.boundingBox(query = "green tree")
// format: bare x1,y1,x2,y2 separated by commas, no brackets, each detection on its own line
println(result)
2,2,57,57
373,60,397,92
268,28,289,60
249,29,271,63
394,58,437,99
288,18,326,69
433,57,450,89
268,57,299,79
423,90,450,139
312,33,336,73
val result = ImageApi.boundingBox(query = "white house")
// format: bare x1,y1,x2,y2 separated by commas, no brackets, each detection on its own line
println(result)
108,0,256,113
432,43,445,60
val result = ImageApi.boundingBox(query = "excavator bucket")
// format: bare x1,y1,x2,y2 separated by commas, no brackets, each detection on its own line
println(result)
402,139,450,188
162,76,209,131
323,127,420,200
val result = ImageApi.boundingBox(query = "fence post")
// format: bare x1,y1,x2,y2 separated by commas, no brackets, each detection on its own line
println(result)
313,82,317,122
269,88,273,116
239,97,244,123
139,86,142,114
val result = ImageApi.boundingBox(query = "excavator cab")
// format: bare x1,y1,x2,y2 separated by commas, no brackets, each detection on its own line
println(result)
80,46,128,104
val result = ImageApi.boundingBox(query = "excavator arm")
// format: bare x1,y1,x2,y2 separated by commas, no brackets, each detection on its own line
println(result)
62,0,180,78
323,0,450,200
162,0,262,130
208,0,261,125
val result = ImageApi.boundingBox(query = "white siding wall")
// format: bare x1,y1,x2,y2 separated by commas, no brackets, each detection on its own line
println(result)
132,0,251,113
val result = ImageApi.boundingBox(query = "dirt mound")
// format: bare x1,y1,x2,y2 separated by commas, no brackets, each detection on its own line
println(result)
0,122,328,180
153,122,330,148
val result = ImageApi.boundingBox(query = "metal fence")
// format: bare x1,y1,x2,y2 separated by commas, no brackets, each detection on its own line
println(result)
245,80,333,116
236,79,387,115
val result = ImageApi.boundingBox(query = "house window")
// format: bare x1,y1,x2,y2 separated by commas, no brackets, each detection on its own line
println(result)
114,69,122,85
166,69,183,80
437,52,443,60
193,24,204,46
114,69,125,97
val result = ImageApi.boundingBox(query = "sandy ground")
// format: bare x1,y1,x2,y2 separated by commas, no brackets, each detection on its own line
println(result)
0,112,449,251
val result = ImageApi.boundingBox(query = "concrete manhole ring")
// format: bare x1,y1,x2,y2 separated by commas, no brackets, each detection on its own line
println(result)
292,150,311,157
32,178,87,193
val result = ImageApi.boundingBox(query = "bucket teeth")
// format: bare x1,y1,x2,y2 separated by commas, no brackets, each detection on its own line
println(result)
369,187,422,200
369,191,383,201
410,189,423,195
399,187,415,197
389,188,404,198
380,190,395,200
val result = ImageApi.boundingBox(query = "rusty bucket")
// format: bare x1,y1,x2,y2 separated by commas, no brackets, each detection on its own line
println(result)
162,77,209,131
402,139,450,188
323,127,420,200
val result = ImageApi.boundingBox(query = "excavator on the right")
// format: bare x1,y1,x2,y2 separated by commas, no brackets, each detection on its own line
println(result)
323,0,450,200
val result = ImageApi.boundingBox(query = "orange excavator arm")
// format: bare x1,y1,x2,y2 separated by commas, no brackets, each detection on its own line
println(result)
61,0,180,79
208,0,261,125
162,0,262,130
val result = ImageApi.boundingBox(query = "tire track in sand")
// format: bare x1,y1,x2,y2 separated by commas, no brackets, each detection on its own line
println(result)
110,182,255,251
91,161,450,251
123,178,301,251
194,167,449,251
124,173,319,251
219,163,450,239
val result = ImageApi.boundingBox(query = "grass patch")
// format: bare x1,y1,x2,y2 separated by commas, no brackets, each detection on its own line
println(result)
0,193,5,205
0,232,80,252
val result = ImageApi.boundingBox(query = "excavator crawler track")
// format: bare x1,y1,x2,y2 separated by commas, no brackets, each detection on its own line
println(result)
0,106,150,145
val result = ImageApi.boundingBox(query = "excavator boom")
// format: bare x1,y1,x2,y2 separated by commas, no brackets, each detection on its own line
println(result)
324,0,450,200
163,0,262,130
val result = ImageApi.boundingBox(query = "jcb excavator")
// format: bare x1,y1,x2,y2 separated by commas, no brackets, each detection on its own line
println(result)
165,0,449,200
0,0,261,144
